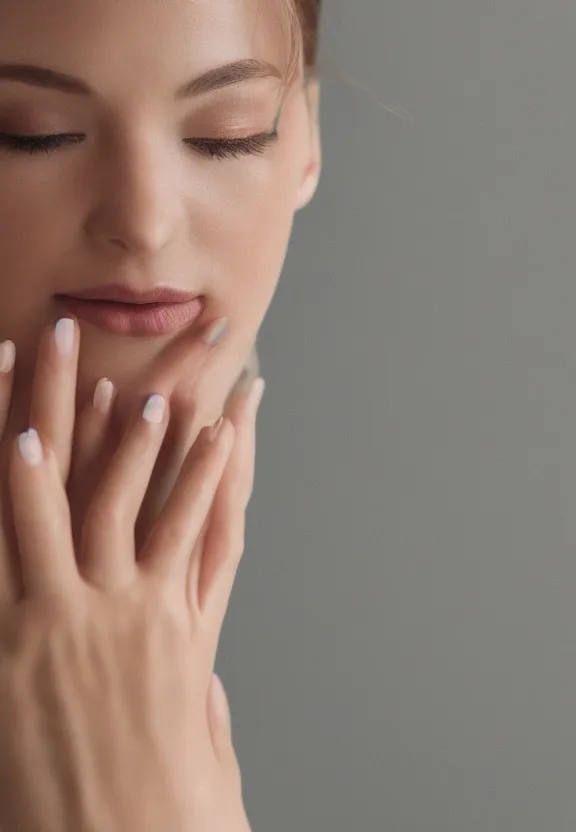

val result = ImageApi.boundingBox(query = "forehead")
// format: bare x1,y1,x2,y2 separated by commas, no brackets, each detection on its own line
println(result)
0,0,290,83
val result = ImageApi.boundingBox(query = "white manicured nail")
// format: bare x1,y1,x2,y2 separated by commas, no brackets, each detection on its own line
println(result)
143,394,166,424
54,318,75,358
0,340,15,374
18,429,44,467
93,378,115,414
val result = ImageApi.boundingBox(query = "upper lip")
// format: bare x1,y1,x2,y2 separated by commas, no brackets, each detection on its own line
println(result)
57,285,203,305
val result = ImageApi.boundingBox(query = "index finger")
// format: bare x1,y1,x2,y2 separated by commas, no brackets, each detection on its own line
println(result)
134,315,229,403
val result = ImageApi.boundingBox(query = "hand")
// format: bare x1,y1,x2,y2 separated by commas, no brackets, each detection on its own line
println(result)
0,315,238,597
66,317,256,553
0,319,264,832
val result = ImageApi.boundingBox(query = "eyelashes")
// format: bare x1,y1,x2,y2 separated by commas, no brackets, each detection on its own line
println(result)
0,128,279,160
184,130,278,160
0,132,85,154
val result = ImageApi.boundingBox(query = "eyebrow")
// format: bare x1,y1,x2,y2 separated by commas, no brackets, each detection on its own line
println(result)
0,58,282,99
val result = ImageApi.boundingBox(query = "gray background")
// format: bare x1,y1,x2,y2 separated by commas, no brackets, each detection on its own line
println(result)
217,2,576,830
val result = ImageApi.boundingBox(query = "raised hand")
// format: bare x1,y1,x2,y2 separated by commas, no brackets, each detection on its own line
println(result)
0,318,263,832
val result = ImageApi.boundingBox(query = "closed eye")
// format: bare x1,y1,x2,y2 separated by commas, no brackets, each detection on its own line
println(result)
185,129,279,159
0,132,84,154
0,128,279,159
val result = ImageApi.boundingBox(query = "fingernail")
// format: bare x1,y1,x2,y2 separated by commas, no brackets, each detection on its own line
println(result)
142,393,166,424
0,340,15,374
203,317,229,347
54,318,75,359
209,416,225,442
18,429,44,467
93,378,115,414
246,377,266,419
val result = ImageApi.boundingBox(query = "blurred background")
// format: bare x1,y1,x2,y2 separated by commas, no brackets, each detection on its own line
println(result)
217,2,576,829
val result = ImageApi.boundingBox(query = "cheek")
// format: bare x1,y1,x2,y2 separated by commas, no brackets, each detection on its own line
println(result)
0,165,75,300
195,147,303,336
0,160,76,243
0,171,66,351
185,158,299,416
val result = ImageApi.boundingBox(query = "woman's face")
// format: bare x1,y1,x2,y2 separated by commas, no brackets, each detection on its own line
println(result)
0,0,320,432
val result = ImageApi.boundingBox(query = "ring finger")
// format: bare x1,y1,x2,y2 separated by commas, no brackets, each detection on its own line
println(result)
67,378,117,549
29,317,80,484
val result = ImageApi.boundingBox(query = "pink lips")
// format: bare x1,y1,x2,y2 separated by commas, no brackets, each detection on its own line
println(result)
55,285,205,337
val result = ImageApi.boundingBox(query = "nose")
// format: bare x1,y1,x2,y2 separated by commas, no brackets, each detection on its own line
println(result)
85,134,182,258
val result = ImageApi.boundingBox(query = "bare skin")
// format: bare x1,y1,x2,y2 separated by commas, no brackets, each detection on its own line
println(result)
0,316,262,831
0,0,321,828
0,0,321,549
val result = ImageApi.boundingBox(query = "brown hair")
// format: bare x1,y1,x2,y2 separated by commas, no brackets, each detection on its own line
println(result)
295,0,321,69
282,0,321,84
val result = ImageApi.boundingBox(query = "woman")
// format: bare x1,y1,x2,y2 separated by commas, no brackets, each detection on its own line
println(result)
0,0,321,829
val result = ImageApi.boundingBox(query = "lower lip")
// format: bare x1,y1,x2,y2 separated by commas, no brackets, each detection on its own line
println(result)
56,296,204,337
